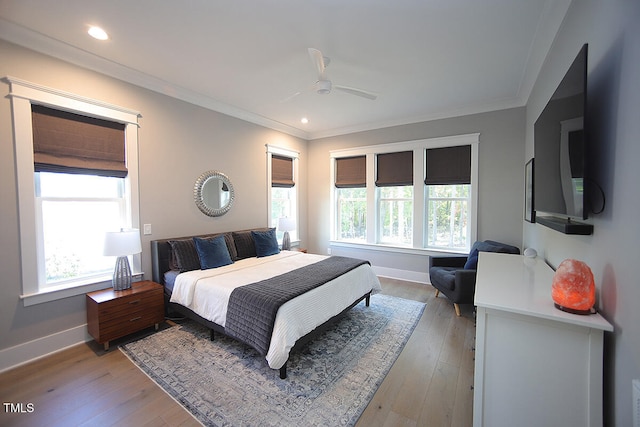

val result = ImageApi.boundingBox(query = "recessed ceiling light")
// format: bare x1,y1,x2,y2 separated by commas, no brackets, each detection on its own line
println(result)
301,117,309,124
88,26,109,41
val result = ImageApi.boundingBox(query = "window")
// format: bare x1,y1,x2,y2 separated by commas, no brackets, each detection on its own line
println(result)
335,156,367,242
330,134,478,253
425,184,470,250
271,186,297,241
266,146,298,244
376,151,414,246
7,77,141,305
424,145,472,251
378,186,414,245
336,188,367,241
36,172,127,288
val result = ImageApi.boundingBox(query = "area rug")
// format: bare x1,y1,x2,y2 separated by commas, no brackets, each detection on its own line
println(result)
120,294,425,426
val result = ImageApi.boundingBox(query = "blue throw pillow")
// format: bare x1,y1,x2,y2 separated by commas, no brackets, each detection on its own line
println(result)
193,236,233,269
464,241,483,269
251,228,280,257
464,241,516,269
464,249,479,269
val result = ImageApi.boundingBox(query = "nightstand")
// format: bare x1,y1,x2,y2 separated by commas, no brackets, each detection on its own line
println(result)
86,280,164,350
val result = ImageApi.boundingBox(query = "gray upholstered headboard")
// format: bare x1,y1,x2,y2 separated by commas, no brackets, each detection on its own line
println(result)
150,227,271,286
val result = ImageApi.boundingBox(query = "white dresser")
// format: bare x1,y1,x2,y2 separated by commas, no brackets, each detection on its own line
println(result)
473,252,613,427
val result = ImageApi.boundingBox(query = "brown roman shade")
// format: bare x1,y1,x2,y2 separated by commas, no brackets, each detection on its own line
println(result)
271,155,294,188
424,145,471,185
335,156,366,188
375,151,413,187
31,105,127,178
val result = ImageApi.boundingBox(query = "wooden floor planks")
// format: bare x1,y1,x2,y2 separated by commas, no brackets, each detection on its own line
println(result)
357,278,475,427
0,277,475,427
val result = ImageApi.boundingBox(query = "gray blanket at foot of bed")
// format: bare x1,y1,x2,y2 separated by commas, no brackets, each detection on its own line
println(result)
225,256,370,357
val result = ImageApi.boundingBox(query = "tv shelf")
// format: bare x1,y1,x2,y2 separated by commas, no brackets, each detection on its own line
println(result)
536,215,593,235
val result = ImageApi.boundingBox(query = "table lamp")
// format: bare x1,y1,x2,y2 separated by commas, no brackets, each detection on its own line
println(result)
277,217,296,250
103,228,142,290
551,258,595,315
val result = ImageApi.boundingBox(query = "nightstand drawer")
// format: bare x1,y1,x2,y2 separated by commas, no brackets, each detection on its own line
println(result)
98,307,164,342
97,290,162,319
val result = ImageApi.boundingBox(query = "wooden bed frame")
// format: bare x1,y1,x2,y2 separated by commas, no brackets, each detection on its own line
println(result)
150,230,372,379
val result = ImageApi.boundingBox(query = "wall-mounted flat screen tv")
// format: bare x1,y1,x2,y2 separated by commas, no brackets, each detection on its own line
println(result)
534,44,588,222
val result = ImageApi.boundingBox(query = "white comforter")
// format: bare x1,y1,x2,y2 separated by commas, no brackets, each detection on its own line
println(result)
170,250,382,369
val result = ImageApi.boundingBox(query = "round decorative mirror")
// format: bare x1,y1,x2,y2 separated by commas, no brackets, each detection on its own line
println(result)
194,170,235,217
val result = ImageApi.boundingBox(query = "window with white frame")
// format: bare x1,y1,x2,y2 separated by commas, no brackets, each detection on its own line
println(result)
375,151,414,246
378,185,414,245
266,145,298,244
425,184,471,250
424,145,472,251
36,172,128,287
335,156,367,242
336,187,367,241
331,134,478,253
6,77,141,305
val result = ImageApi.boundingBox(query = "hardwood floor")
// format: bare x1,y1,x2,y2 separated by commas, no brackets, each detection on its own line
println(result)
357,278,475,427
0,278,475,427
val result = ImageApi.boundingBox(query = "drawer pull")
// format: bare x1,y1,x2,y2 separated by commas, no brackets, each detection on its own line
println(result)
129,316,142,322
129,299,141,305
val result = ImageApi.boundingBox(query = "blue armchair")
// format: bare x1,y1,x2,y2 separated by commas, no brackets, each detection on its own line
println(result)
429,240,520,316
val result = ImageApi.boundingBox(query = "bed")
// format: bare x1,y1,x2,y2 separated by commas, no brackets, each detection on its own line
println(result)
151,227,382,378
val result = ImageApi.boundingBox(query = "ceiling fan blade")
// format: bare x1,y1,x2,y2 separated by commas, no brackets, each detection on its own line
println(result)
334,85,378,100
280,91,302,103
280,82,319,102
308,48,326,80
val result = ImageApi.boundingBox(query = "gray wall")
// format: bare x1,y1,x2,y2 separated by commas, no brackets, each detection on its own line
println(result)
523,1,640,425
3,2,638,423
307,107,526,275
0,39,308,351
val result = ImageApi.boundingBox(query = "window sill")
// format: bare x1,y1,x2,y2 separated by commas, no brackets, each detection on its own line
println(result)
20,273,144,307
329,240,469,257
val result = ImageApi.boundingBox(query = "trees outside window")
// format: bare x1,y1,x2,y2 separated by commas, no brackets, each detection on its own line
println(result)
378,185,413,246
336,188,367,241
425,184,470,251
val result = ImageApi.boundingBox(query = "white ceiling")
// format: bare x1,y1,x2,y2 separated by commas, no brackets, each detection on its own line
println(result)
0,0,570,140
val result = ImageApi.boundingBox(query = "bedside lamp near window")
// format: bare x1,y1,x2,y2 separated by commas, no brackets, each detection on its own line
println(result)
103,229,141,291
278,217,296,251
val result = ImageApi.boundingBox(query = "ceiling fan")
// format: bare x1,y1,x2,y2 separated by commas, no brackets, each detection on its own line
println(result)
284,48,378,101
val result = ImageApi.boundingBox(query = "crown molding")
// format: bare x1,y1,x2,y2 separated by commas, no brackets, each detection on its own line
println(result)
306,97,524,140
2,2,567,143
0,18,310,140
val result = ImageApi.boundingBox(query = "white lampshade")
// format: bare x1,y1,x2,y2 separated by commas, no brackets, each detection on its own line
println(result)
277,217,296,232
103,229,142,256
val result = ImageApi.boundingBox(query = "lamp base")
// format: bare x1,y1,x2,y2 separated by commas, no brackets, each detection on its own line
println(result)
113,256,132,291
282,231,291,251
553,303,595,315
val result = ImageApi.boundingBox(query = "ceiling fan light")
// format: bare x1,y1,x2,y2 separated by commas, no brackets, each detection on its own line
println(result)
317,80,332,94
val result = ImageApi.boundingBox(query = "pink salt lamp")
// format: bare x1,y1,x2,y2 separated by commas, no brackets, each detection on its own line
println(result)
551,259,595,315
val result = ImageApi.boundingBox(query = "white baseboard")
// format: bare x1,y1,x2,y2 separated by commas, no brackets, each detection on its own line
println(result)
372,266,430,284
0,324,91,373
